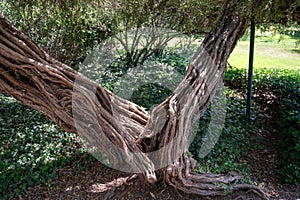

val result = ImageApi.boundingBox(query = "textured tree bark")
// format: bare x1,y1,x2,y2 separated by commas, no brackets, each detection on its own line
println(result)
0,17,156,181
0,11,268,198
137,12,267,198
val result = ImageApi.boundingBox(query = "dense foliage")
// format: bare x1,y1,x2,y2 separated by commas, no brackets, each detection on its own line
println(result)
253,68,300,184
1,1,115,66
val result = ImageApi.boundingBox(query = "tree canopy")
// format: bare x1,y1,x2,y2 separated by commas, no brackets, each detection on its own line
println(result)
1,0,299,67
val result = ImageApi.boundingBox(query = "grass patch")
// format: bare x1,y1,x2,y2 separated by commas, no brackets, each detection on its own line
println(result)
229,28,300,70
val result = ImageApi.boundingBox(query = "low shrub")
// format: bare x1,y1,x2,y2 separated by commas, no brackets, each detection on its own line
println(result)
224,66,248,91
0,94,87,199
253,68,299,184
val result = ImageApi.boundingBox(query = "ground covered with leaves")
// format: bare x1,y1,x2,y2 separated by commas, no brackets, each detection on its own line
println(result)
15,156,299,200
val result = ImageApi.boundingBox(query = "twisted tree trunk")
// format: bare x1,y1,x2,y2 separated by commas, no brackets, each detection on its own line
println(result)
0,11,268,199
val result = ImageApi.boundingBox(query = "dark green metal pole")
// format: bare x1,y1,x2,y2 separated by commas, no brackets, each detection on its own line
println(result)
246,20,255,120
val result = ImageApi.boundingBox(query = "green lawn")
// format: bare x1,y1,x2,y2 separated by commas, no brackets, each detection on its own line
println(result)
228,30,300,70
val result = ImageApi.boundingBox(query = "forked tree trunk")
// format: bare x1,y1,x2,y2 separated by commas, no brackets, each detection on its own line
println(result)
0,11,268,199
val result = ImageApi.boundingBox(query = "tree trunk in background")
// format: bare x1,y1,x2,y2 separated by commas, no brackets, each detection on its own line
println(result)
0,10,268,198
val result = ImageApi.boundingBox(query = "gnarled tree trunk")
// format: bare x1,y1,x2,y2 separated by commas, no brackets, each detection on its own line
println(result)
0,10,268,199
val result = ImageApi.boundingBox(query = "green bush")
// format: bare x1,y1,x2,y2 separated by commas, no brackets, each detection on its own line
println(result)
258,69,300,185
224,66,248,92
2,1,115,67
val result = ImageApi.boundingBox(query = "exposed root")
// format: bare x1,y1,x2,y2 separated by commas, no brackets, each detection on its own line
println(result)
89,174,138,193
164,153,269,199
93,174,138,200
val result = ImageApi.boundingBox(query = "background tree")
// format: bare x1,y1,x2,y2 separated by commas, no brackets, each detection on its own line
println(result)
0,0,299,198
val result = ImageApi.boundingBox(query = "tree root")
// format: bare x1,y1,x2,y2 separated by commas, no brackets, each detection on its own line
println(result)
164,153,269,199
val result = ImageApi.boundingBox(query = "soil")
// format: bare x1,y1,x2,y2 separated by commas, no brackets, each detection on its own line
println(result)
14,160,262,200
17,130,299,200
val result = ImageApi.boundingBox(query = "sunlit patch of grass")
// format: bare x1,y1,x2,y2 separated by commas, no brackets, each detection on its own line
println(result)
229,49,300,69
228,29,300,70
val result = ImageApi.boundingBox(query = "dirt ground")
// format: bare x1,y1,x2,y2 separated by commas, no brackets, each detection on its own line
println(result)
17,132,299,200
